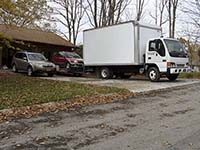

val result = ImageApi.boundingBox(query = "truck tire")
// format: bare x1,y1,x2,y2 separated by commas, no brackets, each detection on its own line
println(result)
147,67,160,82
166,74,179,81
99,67,113,79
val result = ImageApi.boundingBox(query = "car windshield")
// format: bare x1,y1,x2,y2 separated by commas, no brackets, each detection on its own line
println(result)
61,52,81,59
28,53,46,61
164,39,187,57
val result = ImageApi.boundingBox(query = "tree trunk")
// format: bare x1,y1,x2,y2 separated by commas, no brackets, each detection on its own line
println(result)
0,47,2,67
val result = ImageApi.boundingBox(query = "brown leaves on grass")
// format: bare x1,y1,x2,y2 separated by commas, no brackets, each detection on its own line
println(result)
0,92,135,123
0,70,15,77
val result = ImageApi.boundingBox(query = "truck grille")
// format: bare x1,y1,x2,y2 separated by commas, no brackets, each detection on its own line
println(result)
177,64,184,68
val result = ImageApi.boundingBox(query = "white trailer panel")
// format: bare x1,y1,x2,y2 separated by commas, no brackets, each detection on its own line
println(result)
84,22,135,66
83,21,161,66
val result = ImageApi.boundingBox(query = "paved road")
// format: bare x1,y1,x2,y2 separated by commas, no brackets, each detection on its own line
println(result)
1,83,200,150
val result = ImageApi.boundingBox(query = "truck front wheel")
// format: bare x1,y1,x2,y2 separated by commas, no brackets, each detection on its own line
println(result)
99,67,113,79
147,67,160,82
166,74,179,81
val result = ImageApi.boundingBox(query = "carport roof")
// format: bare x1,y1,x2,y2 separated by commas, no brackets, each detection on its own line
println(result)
0,24,75,48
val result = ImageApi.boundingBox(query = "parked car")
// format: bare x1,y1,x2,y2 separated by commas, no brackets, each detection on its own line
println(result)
51,51,84,76
12,51,56,76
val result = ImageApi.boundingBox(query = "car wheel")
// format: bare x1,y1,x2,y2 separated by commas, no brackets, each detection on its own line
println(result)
27,67,33,76
148,67,160,82
166,74,179,81
99,67,113,79
12,64,18,73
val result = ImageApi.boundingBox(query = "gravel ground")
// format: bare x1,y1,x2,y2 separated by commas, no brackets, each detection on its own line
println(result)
0,83,200,150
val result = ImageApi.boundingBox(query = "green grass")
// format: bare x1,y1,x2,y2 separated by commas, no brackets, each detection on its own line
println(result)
0,75,128,110
179,72,200,79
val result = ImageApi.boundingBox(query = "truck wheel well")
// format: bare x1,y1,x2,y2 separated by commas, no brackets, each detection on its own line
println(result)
145,64,160,72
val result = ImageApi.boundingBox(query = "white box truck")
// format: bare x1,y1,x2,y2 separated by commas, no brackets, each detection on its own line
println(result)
83,21,190,81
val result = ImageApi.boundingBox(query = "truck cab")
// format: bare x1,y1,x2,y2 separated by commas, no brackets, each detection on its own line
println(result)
145,38,190,81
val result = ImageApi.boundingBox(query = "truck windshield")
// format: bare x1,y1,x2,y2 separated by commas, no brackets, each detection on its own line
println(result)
28,53,46,61
164,39,187,57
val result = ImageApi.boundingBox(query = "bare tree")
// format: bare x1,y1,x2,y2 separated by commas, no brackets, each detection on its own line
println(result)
85,0,131,28
167,0,179,38
150,0,168,27
182,0,200,41
52,0,85,44
136,0,145,21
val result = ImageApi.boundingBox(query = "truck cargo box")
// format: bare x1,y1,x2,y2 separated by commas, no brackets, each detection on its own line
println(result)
83,21,161,66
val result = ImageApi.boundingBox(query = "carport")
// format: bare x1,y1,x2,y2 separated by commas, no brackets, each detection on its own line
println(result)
0,24,76,67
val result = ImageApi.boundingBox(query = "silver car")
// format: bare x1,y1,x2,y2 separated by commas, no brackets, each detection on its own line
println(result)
12,51,56,76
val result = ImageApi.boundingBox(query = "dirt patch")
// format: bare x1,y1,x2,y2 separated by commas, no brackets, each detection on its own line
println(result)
160,113,175,118
126,113,138,118
0,121,31,140
159,103,168,107
173,108,195,115
160,107,195,119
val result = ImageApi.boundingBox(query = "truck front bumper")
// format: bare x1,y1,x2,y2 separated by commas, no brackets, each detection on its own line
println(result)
169,67,191,74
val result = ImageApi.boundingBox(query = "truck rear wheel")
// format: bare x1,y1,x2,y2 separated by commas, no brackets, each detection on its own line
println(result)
166,74,179,81
147,67,160,82
99,67,113,79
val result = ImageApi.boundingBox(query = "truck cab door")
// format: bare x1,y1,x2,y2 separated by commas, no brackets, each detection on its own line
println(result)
146,39,167,72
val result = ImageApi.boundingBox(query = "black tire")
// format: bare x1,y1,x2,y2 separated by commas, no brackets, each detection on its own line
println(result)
27,66,33,76
119,74,132,79
99,67,113,79
47,73,54,77
12,64,18,73
166,74,179,81
147,67,160,82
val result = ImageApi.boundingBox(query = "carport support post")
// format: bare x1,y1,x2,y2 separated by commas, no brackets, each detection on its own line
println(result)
0,47,2,68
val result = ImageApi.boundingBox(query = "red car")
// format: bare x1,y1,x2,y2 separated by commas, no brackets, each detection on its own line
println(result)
51,51,84,75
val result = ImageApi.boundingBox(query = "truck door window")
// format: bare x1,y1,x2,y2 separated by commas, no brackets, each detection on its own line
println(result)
149,41,156,51
149,40,165,57
156,40,165,57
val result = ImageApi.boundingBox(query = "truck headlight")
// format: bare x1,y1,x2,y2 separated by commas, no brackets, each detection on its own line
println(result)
167,62,176,68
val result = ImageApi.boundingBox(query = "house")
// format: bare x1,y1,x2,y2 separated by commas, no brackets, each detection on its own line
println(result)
0,24,75,68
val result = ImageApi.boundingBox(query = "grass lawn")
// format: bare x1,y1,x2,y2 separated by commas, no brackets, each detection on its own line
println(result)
0,75,128,110
179,72,200,79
